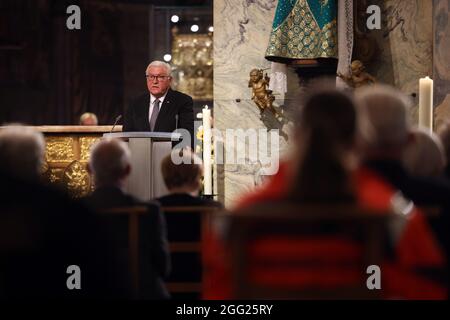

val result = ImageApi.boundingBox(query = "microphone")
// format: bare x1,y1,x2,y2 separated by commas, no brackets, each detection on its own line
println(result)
110,115,122,133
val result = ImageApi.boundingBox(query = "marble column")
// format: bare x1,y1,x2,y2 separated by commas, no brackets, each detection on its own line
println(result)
433,0,450,130
356,0,433,121
214,0,291,208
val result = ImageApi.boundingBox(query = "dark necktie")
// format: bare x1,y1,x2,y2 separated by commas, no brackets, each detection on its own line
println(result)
150,99,160,131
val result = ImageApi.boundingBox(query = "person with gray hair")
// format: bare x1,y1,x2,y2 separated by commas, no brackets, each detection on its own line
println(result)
355,84,450,198
84,138,171,299
355,84,413,156
356,85,450,278
0,124,45,182
88,138,131,189
437,121,450,180
123,60,194,148
403,128,447,178
0,127,131,298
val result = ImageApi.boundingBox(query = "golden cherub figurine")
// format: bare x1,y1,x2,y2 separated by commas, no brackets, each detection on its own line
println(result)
338,60,376,88
248,69,282,119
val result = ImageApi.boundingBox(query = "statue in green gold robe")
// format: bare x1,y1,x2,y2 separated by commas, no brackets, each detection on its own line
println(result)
265,0,338,63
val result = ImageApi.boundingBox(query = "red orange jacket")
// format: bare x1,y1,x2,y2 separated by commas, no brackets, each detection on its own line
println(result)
202,161,447,299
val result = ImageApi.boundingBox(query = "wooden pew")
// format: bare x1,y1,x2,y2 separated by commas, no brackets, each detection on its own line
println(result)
214,204,392,300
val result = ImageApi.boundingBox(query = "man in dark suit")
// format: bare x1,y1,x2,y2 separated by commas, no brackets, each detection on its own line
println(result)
123,60,194,148
0,125,126,299
83,138,171,299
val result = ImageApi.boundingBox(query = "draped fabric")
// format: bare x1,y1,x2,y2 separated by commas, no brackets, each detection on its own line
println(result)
265,0,338,62
336,0,354,87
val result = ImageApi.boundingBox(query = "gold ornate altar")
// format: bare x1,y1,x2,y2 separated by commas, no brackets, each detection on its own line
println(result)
37,126,122,198
171,29,213,101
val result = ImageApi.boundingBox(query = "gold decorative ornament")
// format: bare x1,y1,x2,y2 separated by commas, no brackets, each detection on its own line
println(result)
45,137,75,163
338,60,376,88
171,31,213,101
80,137,100,161
248,69,283,120
62,160,91,198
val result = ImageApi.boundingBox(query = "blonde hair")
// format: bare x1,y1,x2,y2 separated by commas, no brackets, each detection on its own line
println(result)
161,149,203,191
89,138,131,186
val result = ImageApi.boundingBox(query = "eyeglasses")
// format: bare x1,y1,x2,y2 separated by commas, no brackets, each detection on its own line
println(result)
145,74,170,81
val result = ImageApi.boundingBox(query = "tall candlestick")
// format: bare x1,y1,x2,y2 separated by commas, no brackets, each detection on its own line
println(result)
419,76,434,132
202,105,212,195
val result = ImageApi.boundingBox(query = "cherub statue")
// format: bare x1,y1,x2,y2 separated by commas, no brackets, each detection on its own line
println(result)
338,60,376,88
248,69,282,119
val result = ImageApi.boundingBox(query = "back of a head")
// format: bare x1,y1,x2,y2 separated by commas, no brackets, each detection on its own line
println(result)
161,148,203,192
437,121,450,166
89,138,131,187
355,84,412,152
403,128,446,178
290,80,357,202
0,125,45,182
295,80,357,147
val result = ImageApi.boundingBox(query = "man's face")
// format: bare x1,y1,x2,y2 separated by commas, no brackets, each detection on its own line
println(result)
146,66,172,98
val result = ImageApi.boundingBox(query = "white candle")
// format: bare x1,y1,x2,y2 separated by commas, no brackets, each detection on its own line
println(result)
202,105,212,195
419,76,434,132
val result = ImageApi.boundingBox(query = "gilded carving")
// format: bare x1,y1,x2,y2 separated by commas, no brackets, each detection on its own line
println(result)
62,160,91,198
80,137,100,161
171,31,213,100
338,60,376,88
45,137,75,162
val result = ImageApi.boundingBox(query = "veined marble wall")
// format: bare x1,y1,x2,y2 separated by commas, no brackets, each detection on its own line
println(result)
434,0,450,129
358,0,433,121
214,0,292,208
214,0,435,207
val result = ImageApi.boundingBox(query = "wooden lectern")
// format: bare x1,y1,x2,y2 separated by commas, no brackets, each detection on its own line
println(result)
103,132,181,201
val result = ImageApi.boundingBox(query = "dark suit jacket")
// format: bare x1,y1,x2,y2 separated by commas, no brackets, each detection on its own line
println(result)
0,171,140,299
155,193,223,208
123,89,194,147
364,159,450,267
82,186,171,299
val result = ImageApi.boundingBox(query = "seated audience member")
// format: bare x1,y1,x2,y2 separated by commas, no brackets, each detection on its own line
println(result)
204,82,447,299
79,112,98,126
155,149,221,299
403,128,446,178
0,125,119,298
155,149,222,208
83,138,170,299
355,86,450,206
0,124,45,182
356,86,449,291
437,121,450,180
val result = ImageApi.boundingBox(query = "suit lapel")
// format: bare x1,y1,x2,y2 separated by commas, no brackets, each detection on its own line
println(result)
155,88,175,131
142,94,151,131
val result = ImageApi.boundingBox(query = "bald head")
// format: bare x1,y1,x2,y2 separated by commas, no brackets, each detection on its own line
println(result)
88,138,131,188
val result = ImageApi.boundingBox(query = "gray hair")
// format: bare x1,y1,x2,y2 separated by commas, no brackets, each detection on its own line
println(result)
79,112,98,125
403,128,446,177
146,60,172,76
0,124,46,181
89,138,131,187
355,84,412,149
